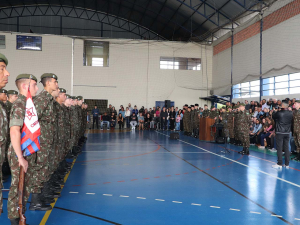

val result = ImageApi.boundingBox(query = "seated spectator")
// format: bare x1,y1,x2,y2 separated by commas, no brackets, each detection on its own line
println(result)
175,114,181,131
138,112,144,130
110,112,116,128
262,108,270,118
125,107,131,129
252,107,258,118
144,113,151,130
101,112,110,130
256,107,264,120
150,114,156,130
130,112,138,130
258,118,274,149
250,118,262,144
117,113,124,129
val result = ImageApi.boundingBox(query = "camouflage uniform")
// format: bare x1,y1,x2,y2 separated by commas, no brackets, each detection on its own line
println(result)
53,101,65,169
227,111,235,139
185,111,192,133
220,111,229,137
33,89,55,191
0,101,8,213
209,110,219,122
193,108,200,129
293,108,300,153
233,110,240,143
62,104,71,157
202,109,210,118
7,95,36,219
237,110,251,148
70,105,78,147
5,100,13,153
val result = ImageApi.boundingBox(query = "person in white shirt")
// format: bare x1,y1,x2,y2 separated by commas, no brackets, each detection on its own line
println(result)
125,107,131,128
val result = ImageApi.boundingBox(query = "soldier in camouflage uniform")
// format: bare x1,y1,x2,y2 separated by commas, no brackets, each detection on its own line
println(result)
227,106,235,143
190,105,195,134
185,107,192,135
209,105,219,123
237,103,251,155
233,106,241,146
70,97,80,155
202,104,210,118
193,104,200,136
0,53,9,216
63,95,72,157
31,73,58,210
219,106,229,139
7,74,42,224
293,100,300,161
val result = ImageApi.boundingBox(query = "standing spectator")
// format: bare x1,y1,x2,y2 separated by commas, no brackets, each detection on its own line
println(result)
156,107,161,117
119,105,123,112
132,105,138,115
175,107,179,115
144,113,151,130
161,107,168,130
128,103,133,115
138,112,144,130
169,106,176,130
178,109,183,131
125,107,131,129
117,113,124,129
150,114,156,130
150,107,156,117
110,112,116,128
262,99,269,110
175,114,181,131
112,106,117,116
92,105,100,129
272,101,293,168
130,112,138,130
101,112,110,130
245,100,250,110
108,104,113,115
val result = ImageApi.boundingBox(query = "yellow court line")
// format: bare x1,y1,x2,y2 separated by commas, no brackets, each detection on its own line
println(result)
39,157,77,225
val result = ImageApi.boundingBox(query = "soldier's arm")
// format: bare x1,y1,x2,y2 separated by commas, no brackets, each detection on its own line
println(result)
33,97,48,118
10,126,28,172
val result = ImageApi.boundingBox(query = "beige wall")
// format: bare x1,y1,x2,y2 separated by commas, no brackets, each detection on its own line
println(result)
0,32,213,109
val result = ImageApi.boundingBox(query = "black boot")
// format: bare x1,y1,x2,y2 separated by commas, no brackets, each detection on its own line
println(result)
29,193,52,211
242,148,250,155
238,147,245,154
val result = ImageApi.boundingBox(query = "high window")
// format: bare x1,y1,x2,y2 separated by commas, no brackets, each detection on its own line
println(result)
160,57,201,70
84,41,109,67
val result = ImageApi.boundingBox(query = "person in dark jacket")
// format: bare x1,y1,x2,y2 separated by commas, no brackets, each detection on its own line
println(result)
160,107,168,130
169,106,176,130
92,105,100,129
272,101,293,168
101,112,110,130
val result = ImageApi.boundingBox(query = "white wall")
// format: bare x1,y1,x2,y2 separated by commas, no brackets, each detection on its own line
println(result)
0,32,213,109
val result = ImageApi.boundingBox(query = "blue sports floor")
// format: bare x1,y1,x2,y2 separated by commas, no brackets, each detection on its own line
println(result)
1,130,300,225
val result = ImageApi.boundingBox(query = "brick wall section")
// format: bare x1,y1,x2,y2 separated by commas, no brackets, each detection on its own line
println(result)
213,0,300,55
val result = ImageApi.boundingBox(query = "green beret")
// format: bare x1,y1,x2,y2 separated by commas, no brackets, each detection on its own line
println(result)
71,96,76,100
0,89,7,94
40,73,58,81
15,74,37,82
184,104,188,107
195,104,199,106
239,103,246,107
204,104,208,107
59,88,66,93
7,90,18,95
0,53,8,66
76,96,83,100
66,94,71,99
228,106,232,109
188,107,191,109
211,105,215,109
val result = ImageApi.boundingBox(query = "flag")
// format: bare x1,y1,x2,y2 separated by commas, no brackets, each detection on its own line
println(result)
20,88,41,156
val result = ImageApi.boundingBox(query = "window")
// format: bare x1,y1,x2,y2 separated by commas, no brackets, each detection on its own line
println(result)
84,41,109,67
232,80,260,99
16,35,42,51
0,35,5,49
160,57,201,70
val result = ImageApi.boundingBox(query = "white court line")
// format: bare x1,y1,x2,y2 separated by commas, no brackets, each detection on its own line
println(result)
155,199,165,201
137,197,146,199
230,208,240,211
2,189,9,191
295,218,300,220
156,132,300,188
86,193,95,195
120,195,129,197
69,192,79,194
271,215,282,217
191,203,201,206
250,211,261,214
103,194,113,196
172,201,182,204
210,206,220,208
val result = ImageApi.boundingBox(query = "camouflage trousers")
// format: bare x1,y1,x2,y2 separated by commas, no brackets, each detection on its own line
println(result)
7,149,36,219
222,126,229,138
31,144,51,192
293,132,300,152
234,127,240,141
0,143,6,214
185,121,192,132
238,129,250,148
228,126,234,139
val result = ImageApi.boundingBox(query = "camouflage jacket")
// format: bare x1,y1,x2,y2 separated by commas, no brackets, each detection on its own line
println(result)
34,89,55,146
0,101,8,147
202,109,210,118
183,111,191,122
237,110,251,131
54,101,65,144
5,101,12,143
194,109,200,121
209,110,219,119
220,112,229,128
70,105,78,137
293,109,300,133
62,105,71,140
227,111,234,127
76,105,83,132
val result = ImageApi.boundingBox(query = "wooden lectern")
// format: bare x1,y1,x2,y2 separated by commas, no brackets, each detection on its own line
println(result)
199,118,215,141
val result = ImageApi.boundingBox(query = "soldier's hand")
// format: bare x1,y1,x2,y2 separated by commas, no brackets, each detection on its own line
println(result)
19,158,28,173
